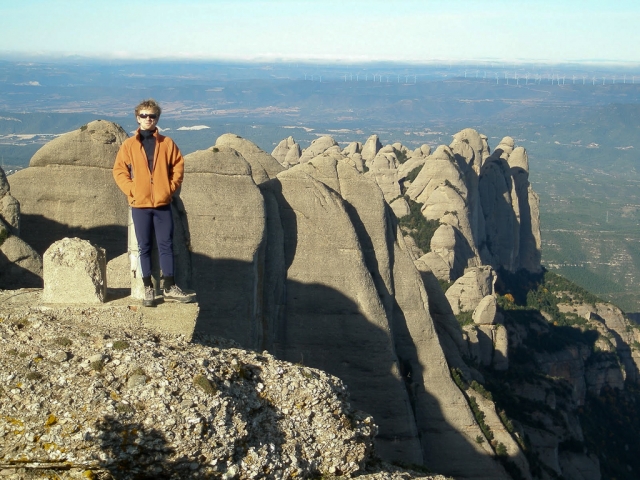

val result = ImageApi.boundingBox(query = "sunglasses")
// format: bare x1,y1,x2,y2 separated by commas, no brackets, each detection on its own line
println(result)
138,113,158,119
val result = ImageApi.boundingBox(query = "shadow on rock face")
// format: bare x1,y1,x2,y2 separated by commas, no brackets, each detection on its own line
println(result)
19,214,127,262
0,248,43,289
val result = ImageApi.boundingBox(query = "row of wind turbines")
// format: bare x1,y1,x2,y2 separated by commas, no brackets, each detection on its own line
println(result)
463,70,640,86
301,70,640,86
303,73,418,84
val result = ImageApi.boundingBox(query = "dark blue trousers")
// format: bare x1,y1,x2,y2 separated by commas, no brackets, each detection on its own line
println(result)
131,205,174,278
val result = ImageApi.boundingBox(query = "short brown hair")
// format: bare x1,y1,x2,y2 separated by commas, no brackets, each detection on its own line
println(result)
134,99,162,117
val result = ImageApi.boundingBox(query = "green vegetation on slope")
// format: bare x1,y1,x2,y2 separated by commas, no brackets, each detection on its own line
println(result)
397,196,440,254
486,269,640,479
580,383,640,480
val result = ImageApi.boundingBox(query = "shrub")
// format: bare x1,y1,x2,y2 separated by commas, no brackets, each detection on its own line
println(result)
90,360,104,372
438,280,453,293
468,396,493,442
112,340,130,351
455,311,475,327
405,165,422,183
450,368,467,390
470,380,493,401
397,197,440,253
53,337,72,347
116,403,135,415
395,149,409,164
194,374,217,395
495,442,508,457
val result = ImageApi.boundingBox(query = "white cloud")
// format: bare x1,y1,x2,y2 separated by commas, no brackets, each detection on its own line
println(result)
177,125,210,131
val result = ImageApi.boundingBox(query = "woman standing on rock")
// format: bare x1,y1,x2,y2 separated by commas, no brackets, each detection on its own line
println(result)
113,99,194,307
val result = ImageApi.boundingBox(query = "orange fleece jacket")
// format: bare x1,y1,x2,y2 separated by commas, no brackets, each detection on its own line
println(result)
113,129,184,208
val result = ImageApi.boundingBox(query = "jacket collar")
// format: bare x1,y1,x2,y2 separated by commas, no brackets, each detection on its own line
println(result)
136,127,161,140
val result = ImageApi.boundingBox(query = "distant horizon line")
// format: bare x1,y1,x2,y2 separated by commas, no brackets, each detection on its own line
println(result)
1,51,640,68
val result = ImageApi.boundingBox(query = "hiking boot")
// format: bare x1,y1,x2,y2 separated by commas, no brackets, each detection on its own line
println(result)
162,284,195,303
143,286,155,307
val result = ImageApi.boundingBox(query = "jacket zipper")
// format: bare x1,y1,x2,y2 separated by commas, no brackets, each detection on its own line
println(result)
150,138,157,206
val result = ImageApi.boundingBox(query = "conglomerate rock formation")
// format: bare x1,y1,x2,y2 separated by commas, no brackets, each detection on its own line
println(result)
5,122,639,480
0,163,42,288
7,120,129,260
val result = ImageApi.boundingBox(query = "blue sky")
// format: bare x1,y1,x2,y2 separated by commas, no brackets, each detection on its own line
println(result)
1,0,639,63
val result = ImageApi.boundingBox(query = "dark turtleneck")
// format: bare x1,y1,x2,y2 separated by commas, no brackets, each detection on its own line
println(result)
139,128,157,172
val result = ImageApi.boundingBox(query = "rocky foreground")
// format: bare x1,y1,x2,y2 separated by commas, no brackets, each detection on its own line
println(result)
0,290,448,480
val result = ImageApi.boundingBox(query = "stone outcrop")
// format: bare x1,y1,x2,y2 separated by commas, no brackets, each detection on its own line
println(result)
342,141,362,156
400,128,542,279
0,234,43,289
180,145,266,348
262,159,425,465
366,146,402,202
215,133,284,184
389,196,410,218
0,164,19,235
406,145,481,276
0,164,42,289
298,135,339,164
271,135,301,167
361,134,382,164
41,237,106,304
445,266,497,314
473,295,501,325
8,120,129,260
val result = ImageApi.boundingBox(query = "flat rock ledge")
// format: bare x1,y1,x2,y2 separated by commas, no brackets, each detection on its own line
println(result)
0,290,448,480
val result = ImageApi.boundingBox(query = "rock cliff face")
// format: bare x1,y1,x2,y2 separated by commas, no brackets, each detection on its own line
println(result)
406,129,541,280
0,164,42,288
6,124,639,480
8,120,129,260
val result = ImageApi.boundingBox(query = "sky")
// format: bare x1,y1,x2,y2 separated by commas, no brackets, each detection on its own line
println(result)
1,0,640,64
